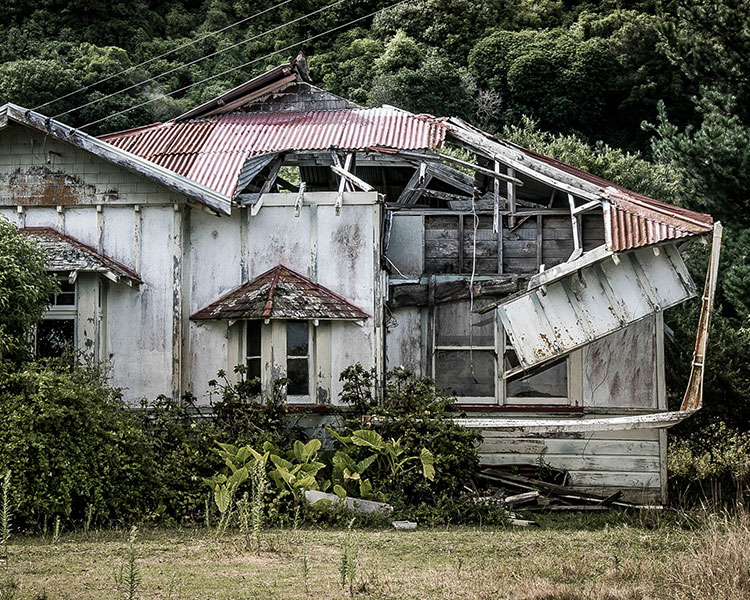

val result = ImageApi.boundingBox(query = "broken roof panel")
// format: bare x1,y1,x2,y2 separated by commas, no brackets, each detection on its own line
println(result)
101,108,447,199
191,264,369,321
21,227,142,286
444,118,714,252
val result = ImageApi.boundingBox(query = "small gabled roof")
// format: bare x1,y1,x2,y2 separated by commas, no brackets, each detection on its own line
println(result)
0,103,231,215
21,227,142,287
191,264,369,321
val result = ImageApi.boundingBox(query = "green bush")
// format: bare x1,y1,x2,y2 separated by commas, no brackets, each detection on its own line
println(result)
336,365,483,520
137,366,303,524
0,358,158,530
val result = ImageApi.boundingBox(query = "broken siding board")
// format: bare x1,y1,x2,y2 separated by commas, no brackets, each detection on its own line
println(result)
480,454,661,473
498,243,696,370
480,428,661,441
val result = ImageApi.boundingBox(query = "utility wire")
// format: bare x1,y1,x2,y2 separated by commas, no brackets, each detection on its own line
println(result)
80,0,413,130
33,0,295,112
54,0,349,119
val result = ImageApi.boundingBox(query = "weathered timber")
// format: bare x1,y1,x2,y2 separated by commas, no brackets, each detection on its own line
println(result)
504,491,540,506
388,276,521,308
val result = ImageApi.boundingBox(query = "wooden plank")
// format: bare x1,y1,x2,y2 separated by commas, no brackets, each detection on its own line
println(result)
566,471,661,489
425,240,459,258
503,241,537,258
477,438,660,456
478,453,661,473
480,428,661,441
424,229,459,240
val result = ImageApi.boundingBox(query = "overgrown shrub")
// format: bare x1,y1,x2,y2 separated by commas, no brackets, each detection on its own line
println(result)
336,365,485,521
0,358,158,530
137,365,302,524
669,421,750,509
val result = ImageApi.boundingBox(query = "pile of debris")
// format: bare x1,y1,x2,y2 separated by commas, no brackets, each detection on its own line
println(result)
474,467,658,526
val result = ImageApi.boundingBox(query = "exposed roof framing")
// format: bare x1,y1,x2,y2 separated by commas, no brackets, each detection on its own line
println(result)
191,264,369,321
21,227,142,287
0,103,230,215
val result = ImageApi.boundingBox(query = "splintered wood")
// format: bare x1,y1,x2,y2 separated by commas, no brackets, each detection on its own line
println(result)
475,468,659,526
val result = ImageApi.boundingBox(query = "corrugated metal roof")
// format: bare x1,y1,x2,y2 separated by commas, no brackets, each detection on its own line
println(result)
21,227,142,285
604,188,713,252
101,108,447,198
191,264,369,321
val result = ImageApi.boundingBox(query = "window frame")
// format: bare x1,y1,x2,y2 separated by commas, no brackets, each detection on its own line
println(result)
430,299,581,407
499,327,576,406
35,274,78,357
431,299,498,405
243,319,315,404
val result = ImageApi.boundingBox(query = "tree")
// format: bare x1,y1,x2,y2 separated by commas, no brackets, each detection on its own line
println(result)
0,218,57,360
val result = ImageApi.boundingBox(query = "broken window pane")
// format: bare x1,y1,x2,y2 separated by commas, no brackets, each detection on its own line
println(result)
247,321,261,357
36,319,75,358
435,350,495,397
506,357,567,398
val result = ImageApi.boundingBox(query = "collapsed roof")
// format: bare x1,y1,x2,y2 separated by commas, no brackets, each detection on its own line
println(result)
100,56,713,254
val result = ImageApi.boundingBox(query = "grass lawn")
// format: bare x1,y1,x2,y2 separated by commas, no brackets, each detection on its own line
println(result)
1,511,747,600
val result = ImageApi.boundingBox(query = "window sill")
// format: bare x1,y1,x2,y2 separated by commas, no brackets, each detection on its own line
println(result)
460,404,583,414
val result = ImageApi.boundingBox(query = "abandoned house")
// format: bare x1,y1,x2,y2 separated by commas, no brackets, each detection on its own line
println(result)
0,55,721,503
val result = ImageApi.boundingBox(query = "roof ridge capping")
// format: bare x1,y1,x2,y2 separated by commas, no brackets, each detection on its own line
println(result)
0,103,231,215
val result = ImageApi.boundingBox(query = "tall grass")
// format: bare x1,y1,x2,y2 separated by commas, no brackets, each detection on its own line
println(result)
667,511,750,600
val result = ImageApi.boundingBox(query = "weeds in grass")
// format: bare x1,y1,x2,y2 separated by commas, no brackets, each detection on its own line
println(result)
339,518,359,597
83,504,94,535
1,471,12,560
301,542,311,596
51,517,60,545
204,495,211,529
250,460,265,554
115,526,140,600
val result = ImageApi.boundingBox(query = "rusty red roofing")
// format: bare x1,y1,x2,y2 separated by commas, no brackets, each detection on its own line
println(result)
101,108,447,199
21,227,142,285
503,141,714,251
191,264,369,321
603,188,713,252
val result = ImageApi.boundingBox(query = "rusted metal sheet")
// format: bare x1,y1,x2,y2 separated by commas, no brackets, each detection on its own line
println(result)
497,242,696,372
604,189,714,252
102,108,447,199
444,118,713,252
21,227,141,285
191,264,369,321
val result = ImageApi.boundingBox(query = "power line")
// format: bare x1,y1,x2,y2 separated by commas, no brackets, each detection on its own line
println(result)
80,0,412,130
54,0,349,119
33,0,295,112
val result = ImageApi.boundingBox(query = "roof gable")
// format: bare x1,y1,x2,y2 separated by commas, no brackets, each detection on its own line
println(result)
0,103,231,214
191,264,369,321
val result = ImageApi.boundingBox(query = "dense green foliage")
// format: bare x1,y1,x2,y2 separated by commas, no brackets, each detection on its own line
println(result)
0,359,159,529
337,365,490,523
0,218,57,361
